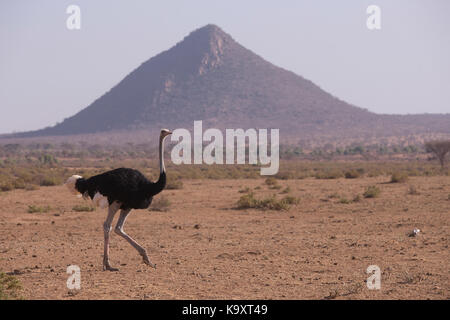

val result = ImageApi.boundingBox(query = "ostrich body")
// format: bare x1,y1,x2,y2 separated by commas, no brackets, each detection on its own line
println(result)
65,129,172,271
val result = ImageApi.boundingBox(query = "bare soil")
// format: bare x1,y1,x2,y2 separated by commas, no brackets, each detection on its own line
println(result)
0,176,449,299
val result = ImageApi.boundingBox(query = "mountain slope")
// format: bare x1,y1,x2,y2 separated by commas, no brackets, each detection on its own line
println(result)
16,24,450,139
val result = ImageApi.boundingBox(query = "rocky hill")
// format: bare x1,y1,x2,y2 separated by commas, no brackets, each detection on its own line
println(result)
13,24,450,142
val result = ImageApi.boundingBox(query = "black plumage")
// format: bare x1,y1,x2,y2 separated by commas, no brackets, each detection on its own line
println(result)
75,167,166,210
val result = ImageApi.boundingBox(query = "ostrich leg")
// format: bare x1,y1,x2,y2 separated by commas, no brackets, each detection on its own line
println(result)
103,201,121,271
114,209,156,268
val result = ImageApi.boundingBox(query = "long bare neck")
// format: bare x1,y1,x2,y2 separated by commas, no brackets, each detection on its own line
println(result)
159,135,166,174
148,135,167,197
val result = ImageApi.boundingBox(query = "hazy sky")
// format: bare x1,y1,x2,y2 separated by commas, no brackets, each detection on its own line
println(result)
1,0,449,133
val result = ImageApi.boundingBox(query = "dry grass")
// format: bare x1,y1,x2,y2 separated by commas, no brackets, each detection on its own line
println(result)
390,172,409,183
72,205,95,212
27,205,51,213
363,185,381,198
149,195,171,212
237,192,299,211
0,272,22,300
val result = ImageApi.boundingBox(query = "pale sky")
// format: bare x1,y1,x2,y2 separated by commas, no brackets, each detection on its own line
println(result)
1,0,449,134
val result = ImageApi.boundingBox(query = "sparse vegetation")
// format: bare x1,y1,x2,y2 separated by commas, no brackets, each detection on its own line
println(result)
363,186,381,198
236,192,298,211
27,205,51,213
238,187,251,193
72,205,95,212
344,170,361,179
407,185,419,195
166,178,183,190
339,197,351,204
390,172,409,183
328,192,340,199
24,184,39,191
0,272,22,300
280,186,291,194
39,175,62,186
314,170,343,179
264,177,277,186
0,183,14,192
149,196,171,212
398,271,424,285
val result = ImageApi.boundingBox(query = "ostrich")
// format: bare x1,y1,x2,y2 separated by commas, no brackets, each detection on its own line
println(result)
65,129,172,271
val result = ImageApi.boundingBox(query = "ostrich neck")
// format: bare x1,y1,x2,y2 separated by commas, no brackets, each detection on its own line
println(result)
159,135,166,174
149,135,167,197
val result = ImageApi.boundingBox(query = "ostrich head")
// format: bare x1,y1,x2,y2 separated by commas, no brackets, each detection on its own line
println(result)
160,129,172,139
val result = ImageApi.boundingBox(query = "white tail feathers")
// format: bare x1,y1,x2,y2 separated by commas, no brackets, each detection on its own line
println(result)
93,192,109,208
66,175,108,208
66,175,82,195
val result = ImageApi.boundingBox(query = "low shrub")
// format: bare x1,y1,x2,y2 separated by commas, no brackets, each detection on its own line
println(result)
390,172,409,183
236,193,298,211
339,197,351,204
24,184,39,191
280,186,291,194
265,177,277,186
407,185,419,195
238,187,251,193
363,186,381,198
72,205,95,212
315,170,343,179
0,183,14,192
27,205,51,213
344,170,360,179
149,196,171,212
38,175,63,186
0,272,22,300
166,179,183,190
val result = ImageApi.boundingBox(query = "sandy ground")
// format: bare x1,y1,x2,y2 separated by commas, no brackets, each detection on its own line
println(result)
0,176,449,299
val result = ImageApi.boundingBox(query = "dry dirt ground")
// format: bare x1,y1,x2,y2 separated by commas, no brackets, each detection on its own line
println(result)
0,176,449,299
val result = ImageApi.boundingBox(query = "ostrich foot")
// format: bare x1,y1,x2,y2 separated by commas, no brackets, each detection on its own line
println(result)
103,260,119,272
141,254,156,269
